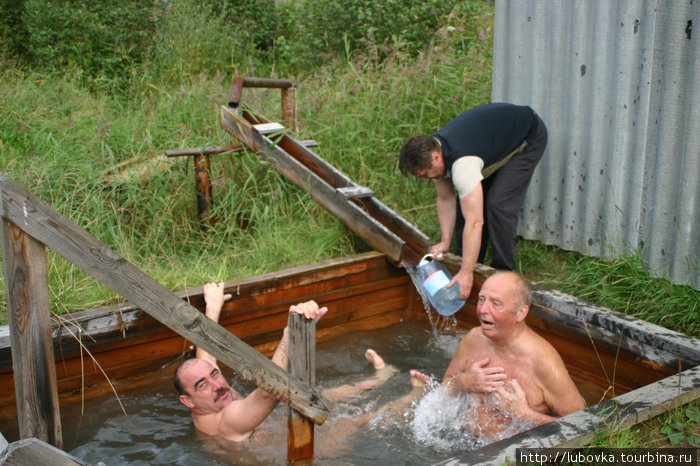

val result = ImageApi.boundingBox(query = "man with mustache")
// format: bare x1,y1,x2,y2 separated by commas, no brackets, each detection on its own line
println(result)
173,282,328,442
437,271,585,440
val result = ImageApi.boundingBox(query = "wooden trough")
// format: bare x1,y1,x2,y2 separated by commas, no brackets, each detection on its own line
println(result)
1,251,698,464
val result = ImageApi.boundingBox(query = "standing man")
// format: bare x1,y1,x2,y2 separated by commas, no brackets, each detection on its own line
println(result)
399,103,547,299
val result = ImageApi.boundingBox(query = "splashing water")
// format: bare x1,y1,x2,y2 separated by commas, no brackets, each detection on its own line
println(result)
408,382,539,453
409,382,483,453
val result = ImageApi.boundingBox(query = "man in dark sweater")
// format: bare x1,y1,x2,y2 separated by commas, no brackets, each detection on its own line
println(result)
399,103,547,299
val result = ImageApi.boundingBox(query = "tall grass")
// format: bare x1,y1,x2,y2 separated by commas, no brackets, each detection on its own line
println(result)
0,0,697,343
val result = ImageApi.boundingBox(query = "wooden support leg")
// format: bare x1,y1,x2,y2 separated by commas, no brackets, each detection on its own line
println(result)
287,312,315,462
0,220,62,448
281,87,297,133
193,153,213,228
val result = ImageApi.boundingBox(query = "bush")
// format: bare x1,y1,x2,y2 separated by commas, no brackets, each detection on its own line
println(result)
20,0,159,87
275,0,458,72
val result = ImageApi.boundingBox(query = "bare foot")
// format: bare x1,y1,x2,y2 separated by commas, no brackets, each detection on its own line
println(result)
410,370,431,387
365,349,386,370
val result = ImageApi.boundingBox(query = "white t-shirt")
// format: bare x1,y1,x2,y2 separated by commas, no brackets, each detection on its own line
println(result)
450,156,484,198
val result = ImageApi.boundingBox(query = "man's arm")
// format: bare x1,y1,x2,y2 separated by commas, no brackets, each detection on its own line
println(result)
217,300,328,441
451,184,483,300
196,282,232,365
431,177,457,257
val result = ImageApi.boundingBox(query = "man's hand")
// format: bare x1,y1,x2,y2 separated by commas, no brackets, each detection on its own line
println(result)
289,300,327,321
448,269,474,300
430,242,450,259
446,357,506,394
493,379,532,418
203,282,232,312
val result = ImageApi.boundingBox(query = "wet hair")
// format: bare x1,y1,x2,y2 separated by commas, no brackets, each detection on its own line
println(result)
398,135,441,175
173,358,199,396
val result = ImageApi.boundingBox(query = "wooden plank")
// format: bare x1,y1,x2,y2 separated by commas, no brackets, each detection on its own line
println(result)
253,122,286,134
221,106,407,262
336,186,374,200
164,144,242,157
0,438,87,465
0,177,330,424
0,220,62,447
287,313,315,462
241,108,431,264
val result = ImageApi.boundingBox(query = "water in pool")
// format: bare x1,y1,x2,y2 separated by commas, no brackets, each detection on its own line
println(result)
61,318,540,465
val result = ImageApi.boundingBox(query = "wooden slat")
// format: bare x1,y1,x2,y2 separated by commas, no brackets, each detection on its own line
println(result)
336,186,374,200
287,313,315,462
1,220,62,447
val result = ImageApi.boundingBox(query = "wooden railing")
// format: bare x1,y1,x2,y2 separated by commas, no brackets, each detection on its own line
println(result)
0,177,331,449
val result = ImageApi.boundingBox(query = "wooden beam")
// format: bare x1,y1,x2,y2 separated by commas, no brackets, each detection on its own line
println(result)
221,106,408,263
164,144,242,157
0,220,62,447
0,177,331,423
287,313,315,462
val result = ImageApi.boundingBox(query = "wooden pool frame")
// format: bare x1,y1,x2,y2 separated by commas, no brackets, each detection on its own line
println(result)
1,251,697,464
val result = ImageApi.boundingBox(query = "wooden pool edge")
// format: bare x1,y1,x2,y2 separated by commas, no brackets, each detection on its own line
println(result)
0,252,698,464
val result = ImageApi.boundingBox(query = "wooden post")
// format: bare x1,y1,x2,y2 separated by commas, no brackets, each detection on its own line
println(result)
0,219,62,447
281,87,297,132
193,153,213,228
287,312,315,462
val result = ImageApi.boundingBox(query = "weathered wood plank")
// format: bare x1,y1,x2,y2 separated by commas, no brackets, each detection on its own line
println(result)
221,106,407,262
287,313,315,462
0,177,330,423
0,220,62,447
0,437,87,465
336,186,374,200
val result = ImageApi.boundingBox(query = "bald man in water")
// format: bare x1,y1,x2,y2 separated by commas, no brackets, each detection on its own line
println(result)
173,282,328,442
438,271,585,438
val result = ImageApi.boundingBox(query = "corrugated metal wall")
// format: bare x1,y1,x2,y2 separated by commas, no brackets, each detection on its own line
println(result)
493,0,699,288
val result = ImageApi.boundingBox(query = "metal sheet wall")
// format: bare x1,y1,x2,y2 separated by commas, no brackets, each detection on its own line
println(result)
493,0,699,288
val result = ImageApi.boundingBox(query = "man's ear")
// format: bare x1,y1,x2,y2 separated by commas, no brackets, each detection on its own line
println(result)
179,394,195,409
515,304,529,323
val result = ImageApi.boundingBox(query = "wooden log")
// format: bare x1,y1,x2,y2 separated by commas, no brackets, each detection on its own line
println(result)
0,177,331,424
0,220,62,447
287,312,315,463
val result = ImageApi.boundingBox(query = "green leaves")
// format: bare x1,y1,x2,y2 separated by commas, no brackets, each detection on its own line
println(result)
658,405,700,446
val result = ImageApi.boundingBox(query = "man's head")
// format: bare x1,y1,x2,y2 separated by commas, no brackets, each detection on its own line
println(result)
399,135,446,179
174,358,236,415
476,271,531,340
